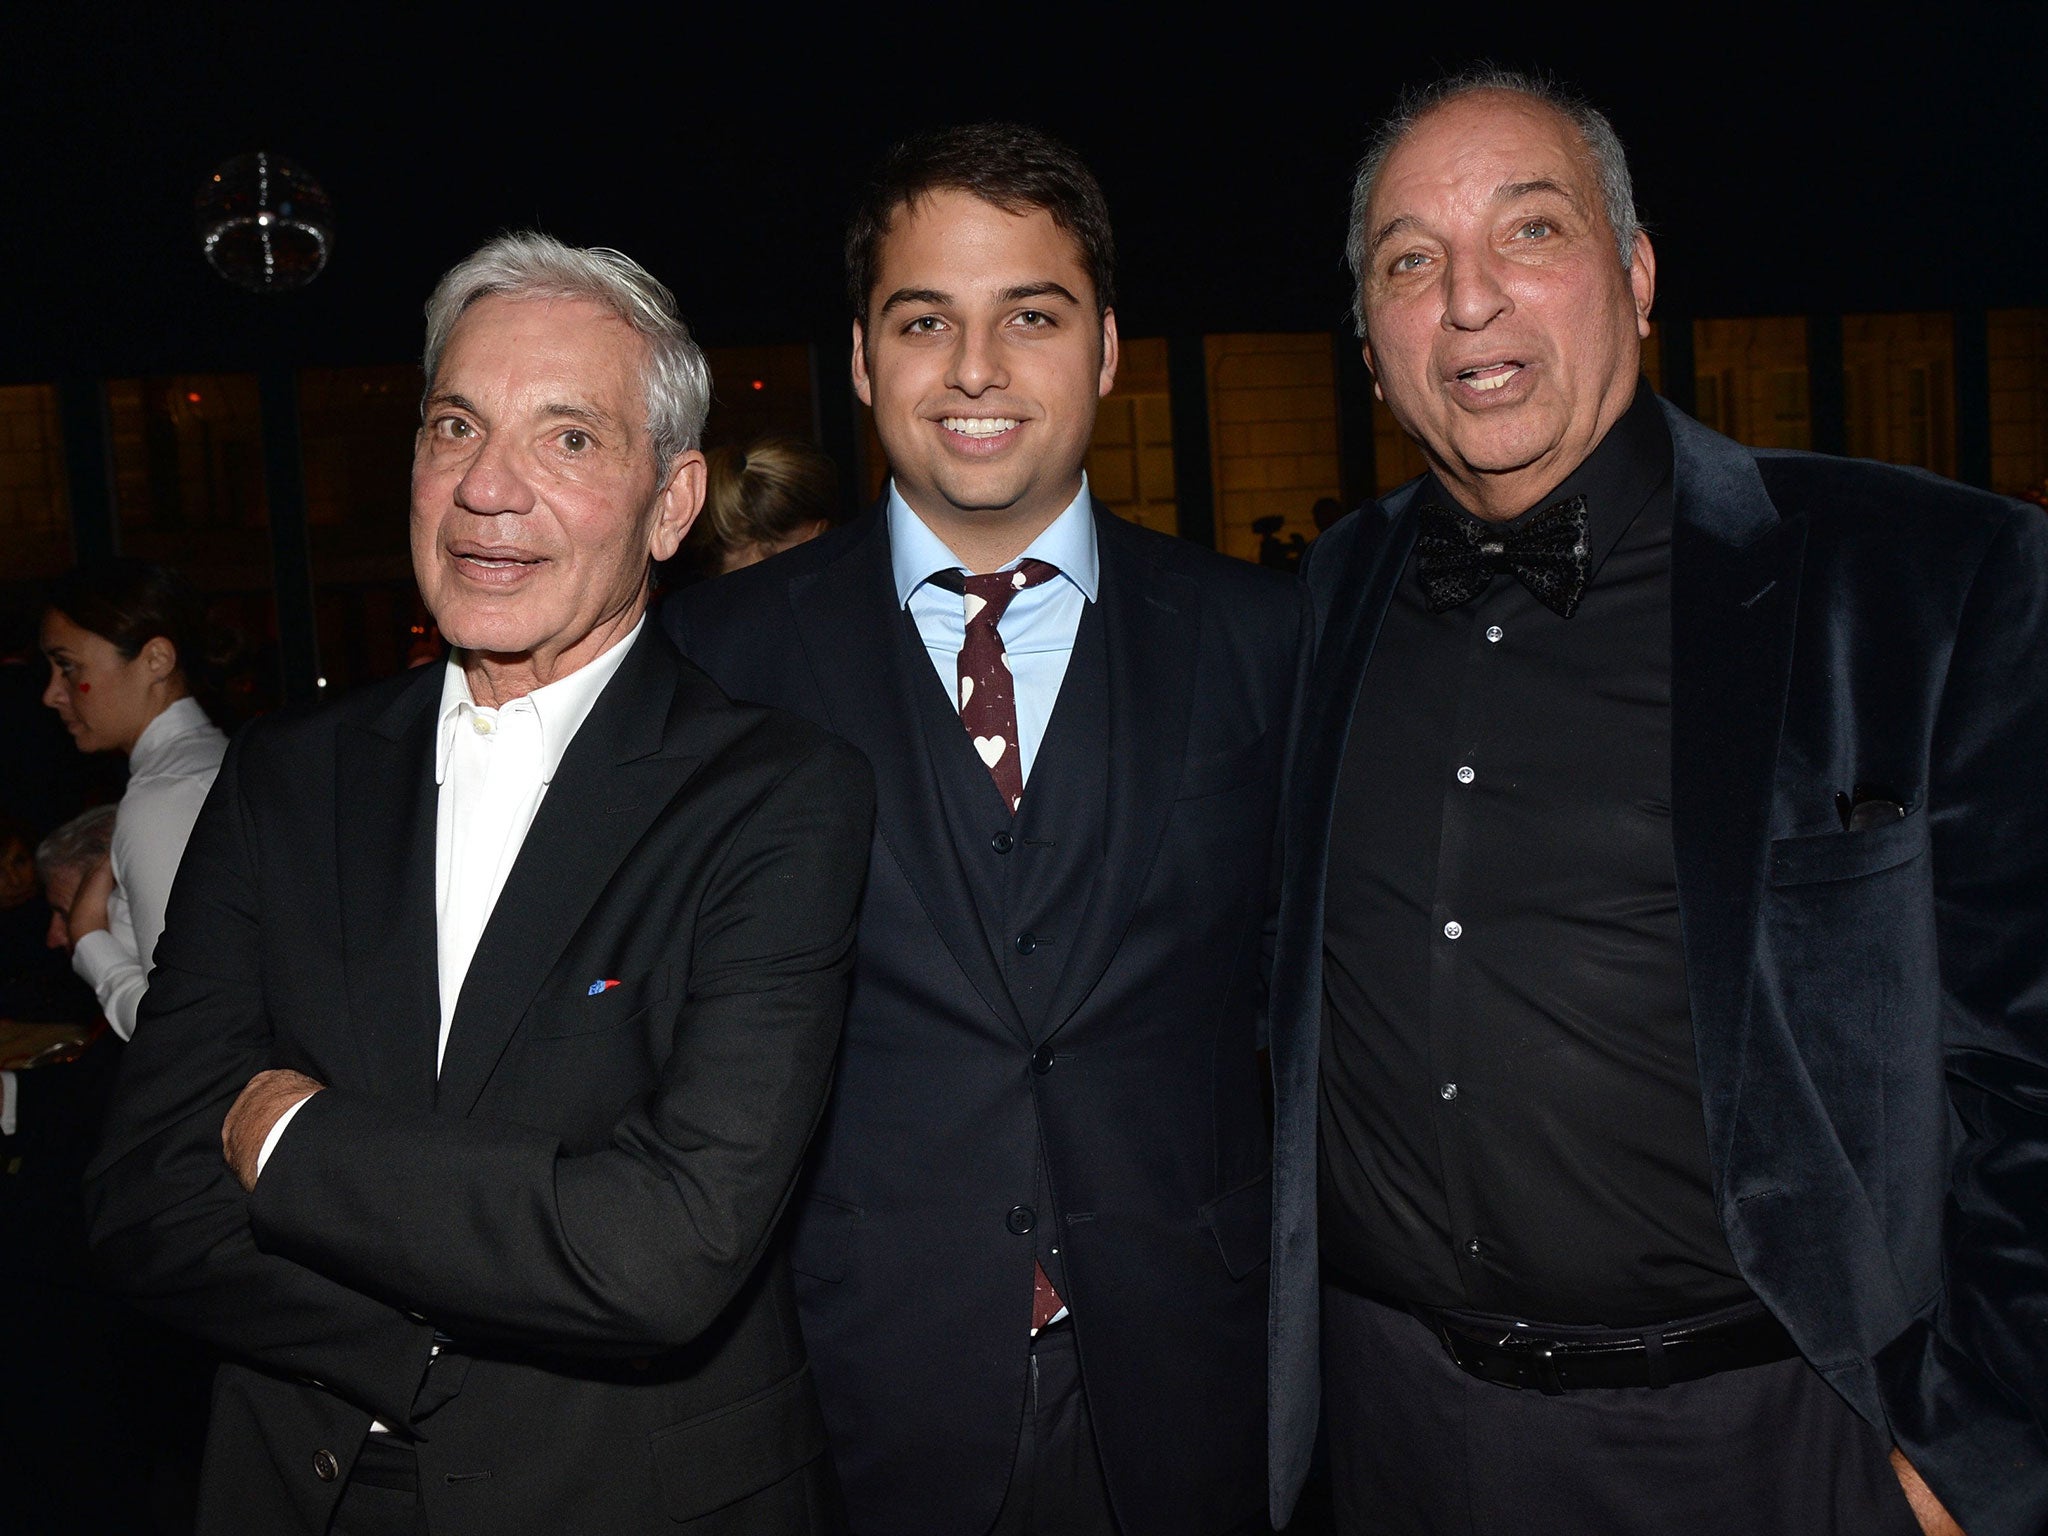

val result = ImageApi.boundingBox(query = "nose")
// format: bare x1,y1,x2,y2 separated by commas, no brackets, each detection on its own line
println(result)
451,429,537,520
41,666,64,711
1440,247,1513,334
945,325,1008,398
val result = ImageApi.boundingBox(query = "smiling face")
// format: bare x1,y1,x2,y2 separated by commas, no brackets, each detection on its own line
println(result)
411,293,704,701
853,189,1117,569
1359,90,1654,520
40,608,175,755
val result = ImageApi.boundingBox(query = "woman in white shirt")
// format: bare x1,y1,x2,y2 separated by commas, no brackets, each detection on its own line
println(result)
40,560,227,1040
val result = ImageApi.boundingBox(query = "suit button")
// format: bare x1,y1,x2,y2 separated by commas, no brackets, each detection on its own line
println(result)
1030,1045,1054,1074
1015,933,1038,956
313,1449,339,1482
991,831,1015,854
1006,1205,1036,1235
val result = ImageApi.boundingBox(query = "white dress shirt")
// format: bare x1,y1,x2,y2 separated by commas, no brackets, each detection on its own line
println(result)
72,696,228,1041
889,477,1100,786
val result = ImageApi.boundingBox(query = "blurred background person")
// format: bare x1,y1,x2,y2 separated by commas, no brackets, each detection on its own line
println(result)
679,432,838,578
39,559,227,1041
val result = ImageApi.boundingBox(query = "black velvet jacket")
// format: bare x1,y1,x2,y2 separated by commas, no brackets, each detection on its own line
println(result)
1268,402,2048,1536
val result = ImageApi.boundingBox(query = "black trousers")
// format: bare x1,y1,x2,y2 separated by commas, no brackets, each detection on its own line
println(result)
986,1324,1121,1536
1320,1282,1923,1536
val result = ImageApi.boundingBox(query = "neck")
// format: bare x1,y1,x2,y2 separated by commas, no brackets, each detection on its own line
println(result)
902,481,1080,575
1432,379,1640,523
461,602,642,708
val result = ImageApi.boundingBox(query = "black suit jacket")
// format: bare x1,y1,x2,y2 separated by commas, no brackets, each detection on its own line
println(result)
666,501,1304,1536
1268,402,2048,1536
84,627,875,1535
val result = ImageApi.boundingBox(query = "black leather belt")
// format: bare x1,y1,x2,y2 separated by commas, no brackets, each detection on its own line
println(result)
1413,1300,1798,1393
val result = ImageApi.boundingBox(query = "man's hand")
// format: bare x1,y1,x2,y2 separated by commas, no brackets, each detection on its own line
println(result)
64,858,114,945
1891,1448,1967,1536
223,1069,325,1192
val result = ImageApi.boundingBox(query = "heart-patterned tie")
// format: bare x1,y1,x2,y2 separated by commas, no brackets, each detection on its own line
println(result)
956,559,1060,815
950,557,1069,1332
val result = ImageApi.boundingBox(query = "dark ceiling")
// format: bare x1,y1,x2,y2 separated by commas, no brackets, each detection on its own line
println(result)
8,5,2045,382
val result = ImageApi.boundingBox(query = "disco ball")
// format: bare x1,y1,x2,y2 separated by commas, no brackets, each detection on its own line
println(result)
195,152,333,294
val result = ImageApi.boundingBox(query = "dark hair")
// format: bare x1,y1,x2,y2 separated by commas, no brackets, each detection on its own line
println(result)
45,558,211,684
845,122,1116,328
684,435,840,574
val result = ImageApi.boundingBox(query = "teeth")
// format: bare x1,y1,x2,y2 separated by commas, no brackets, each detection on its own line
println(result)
1459,364,1520,392
942,417,1019,438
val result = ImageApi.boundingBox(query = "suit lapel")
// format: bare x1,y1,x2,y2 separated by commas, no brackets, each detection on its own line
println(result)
1663,403,1807,1173
336,672,444,1113
1033,509,1199,1041
435,629,702,1116
787,508,1024,1034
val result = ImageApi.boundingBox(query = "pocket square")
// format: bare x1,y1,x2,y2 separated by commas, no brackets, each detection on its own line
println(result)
587,978,622,997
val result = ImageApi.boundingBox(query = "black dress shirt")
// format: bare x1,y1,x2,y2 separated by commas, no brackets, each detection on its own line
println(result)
1319,383,1754,1325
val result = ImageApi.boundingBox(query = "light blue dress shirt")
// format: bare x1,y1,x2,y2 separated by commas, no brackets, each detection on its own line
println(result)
889,478,1100,785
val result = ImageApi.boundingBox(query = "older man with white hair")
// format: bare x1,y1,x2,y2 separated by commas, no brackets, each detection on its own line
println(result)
86,233,874,1536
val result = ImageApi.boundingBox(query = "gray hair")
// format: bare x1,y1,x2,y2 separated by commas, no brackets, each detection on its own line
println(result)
35,805,116,887
1345,66,1641,334
420,231,713,470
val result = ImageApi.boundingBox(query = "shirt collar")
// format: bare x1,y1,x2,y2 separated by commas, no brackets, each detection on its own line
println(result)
434,616,644,786
130,695,211,773
1421,376,1671,581
887,476,1101,608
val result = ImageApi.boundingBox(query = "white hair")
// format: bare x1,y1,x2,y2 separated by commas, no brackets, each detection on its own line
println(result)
421,231,712,469
35,805,116,887
1346,65,1643,334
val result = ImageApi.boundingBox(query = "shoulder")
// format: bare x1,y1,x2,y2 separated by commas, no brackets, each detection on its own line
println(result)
1096,510,1300,628
227,665,437,778
666,516,872,635
1753,447,2029,554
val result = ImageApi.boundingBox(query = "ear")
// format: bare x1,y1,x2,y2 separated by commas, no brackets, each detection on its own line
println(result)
850,319,873,408
647,450,707,564
1361,336,1385,403
1628,231,1656,340
1097,308,1121,398
140,635,178,681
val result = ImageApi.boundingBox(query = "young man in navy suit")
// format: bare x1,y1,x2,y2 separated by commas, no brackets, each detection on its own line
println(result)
668,125,1304,1536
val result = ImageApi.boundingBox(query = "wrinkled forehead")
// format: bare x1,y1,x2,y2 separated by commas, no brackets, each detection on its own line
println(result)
435,294,649,411
1374,91,1601,224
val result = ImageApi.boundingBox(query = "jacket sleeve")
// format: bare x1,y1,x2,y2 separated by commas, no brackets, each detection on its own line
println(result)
242,736,875,1356
1874,503,2048,1536
83,737,436,1428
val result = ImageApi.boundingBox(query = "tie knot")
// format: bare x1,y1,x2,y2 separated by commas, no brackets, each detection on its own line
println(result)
962,558,1059,626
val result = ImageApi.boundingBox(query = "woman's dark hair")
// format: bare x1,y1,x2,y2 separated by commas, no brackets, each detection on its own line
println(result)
684,435,840,573
45,558,211,684
845,122,1116,329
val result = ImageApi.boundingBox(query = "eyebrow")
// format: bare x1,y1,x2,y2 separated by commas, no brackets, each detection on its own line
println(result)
422,392,615,429
999,281,1081,306
1367,179,1582,258
879,286,951,315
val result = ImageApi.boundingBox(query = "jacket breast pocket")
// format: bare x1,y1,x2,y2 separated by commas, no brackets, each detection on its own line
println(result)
1175,731,1272,802
526,968,670,1041
1767,812,1928,888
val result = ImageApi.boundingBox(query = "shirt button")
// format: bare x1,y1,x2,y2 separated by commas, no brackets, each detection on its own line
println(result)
1443,921,1463,940
1015,933,1038,956
1456,766,1475,784
1031,1045,1055,1074
1006,1205,1036,1235
1465,1237,1483,1259
1486,625,1504,643
471,716,493,735
991,831,1015,854
1439,1082,1458,1101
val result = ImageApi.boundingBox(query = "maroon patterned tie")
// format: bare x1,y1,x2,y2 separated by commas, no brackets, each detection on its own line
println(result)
957,559,1060,816
954,557,1068,1331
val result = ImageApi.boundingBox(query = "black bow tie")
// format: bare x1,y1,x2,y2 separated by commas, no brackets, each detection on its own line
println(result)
1415,495,1592,619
